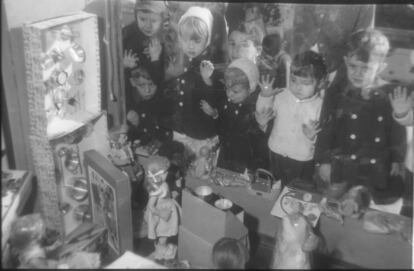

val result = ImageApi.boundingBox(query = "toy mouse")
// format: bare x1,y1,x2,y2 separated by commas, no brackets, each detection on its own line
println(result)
272,212,319,269
191,145,215,180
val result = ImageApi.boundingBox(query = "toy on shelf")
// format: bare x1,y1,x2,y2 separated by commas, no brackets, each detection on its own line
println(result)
190,145,216,181
144,156,181,261
108,124,144,184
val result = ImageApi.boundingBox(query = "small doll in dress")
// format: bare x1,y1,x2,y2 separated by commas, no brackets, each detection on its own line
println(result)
144,156,181,261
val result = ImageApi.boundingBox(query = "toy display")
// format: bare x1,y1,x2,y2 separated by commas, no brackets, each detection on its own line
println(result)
144,156,181,261
272,212,319,269
84,150,133,262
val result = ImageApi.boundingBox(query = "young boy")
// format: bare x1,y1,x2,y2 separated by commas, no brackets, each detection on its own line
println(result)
201,58,268,173
256,51,328,187
257,33,291,89
123,0,166,106
315,29,406,204
227,29,262,64
164,6,222,159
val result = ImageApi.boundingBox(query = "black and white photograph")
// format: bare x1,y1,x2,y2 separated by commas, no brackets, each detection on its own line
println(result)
2,0,413,269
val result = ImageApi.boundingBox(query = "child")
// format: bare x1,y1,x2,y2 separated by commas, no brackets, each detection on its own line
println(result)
144,156,181,261
126,66,172,148
201,58,268,173
314,28,406,205
123,0,166,107
164,6,222,161
212,237,249,269
256,50,328,187
227,28,262,64
257,33,291,89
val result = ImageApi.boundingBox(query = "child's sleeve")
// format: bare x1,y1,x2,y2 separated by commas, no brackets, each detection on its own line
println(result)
388,105,407,163
393,109,413,127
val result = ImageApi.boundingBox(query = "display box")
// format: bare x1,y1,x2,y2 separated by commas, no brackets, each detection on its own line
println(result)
23,12,102,140
84,150,133,262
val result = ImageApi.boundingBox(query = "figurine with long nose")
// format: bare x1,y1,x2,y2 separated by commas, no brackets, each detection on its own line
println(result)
272,212,319,269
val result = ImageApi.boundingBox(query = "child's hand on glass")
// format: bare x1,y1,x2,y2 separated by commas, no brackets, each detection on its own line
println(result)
390,162,404,177
388,86,412,118
123,49,139,68
255,107,274,128
144,38,162,62
200,60,214,86
259,74,283,97
200,100,218,118
317,163,331,184
302,120,321,141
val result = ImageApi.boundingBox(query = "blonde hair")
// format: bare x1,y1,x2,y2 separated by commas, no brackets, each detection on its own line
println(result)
178,16,209,42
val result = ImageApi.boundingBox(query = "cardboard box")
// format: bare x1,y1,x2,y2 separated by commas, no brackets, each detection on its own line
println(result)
181,189,247,243
84,150,133,262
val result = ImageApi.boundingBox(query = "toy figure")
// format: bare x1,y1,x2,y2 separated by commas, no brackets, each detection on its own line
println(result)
108,124,143,183
272,212,319,269
144,156,181,261
9,213,100,269
191,145,215,180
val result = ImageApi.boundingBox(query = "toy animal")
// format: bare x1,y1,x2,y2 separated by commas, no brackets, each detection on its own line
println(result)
272,212,319,269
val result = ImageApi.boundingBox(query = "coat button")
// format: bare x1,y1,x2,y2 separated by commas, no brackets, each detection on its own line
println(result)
156,126,159,129
143,128,147,133
224,105,227,109
377,116,383,122
180,91,184,95
370,159,376,164
351,154,356,160
141,113,146,118
184,68,188,72
181,79,185,84
375,137,381,142
350,134,356,140
179,102,183,107
351,114,358,119
235,110,239,115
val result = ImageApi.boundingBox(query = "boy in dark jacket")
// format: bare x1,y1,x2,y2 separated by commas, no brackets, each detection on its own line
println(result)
315,28,406,204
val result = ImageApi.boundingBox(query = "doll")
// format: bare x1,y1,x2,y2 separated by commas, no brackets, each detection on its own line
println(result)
108,124,143,184
191,145,215,180
144,156,181,261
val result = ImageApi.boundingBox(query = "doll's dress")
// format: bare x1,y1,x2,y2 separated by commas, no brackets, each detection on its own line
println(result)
146,182,181,240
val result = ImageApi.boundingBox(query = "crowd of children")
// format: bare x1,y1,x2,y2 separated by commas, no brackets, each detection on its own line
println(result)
116,0,412,268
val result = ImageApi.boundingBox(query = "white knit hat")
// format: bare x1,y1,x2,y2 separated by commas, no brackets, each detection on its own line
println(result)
228,58,259,92
178,6,213,47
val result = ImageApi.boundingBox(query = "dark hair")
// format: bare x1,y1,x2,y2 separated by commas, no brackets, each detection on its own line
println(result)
130,65,152,81
212,237,249,269
262,33,282,56
291,51,327,83
346,28,390,63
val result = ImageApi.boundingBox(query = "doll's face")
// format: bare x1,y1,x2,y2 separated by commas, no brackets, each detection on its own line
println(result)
228,31,259,63
226,82,250,104
118,133,128,145
130,76,157,100
289,74,317,100
136,11,163,37
344,55,386,89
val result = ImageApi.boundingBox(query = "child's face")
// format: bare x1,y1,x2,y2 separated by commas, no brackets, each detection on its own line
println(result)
225,82,250,104
344,55,385,89
130,76,157,100
136,11,162,37
179,28,208,59
289,74,317,100
228,31,258,63
118,133,128,145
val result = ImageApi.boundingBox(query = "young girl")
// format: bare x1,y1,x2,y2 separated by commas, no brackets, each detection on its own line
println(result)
227,29,262,64
257,33,291,89
164,6,222,161
201,58,268,173
212,237,249,269
144,156,181,261
256,50,328,187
